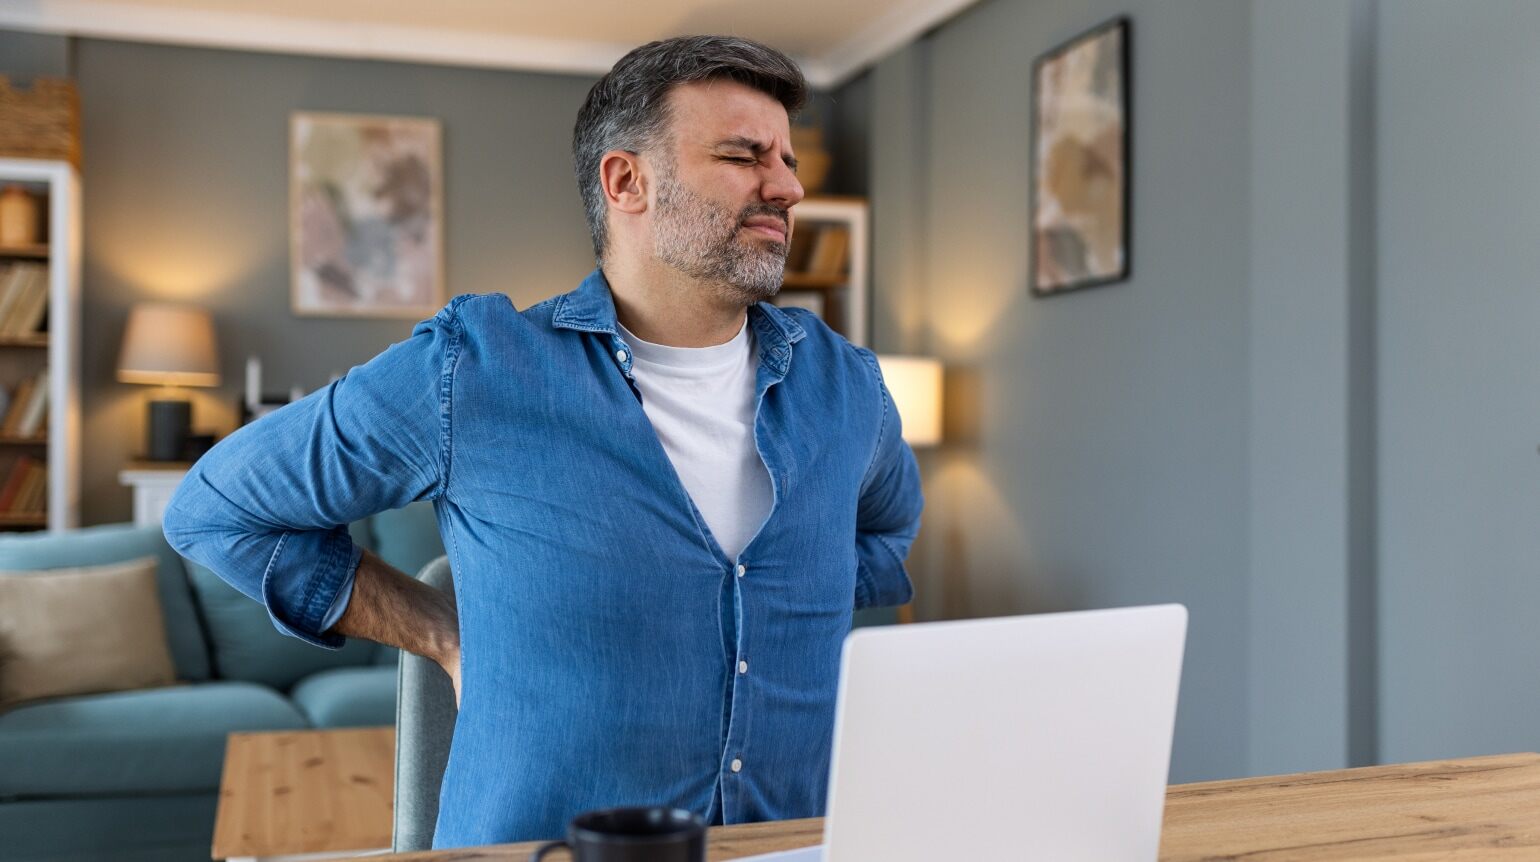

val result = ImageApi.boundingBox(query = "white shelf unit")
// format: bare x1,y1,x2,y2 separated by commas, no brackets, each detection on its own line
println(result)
777,195,869,347
0,158,81,531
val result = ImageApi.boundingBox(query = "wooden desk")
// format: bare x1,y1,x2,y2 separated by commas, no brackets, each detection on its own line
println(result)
214,727,395,862
342,752,1540,861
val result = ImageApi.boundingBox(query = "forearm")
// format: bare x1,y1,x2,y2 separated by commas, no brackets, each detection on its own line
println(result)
333,547,459,668
853,353,925,609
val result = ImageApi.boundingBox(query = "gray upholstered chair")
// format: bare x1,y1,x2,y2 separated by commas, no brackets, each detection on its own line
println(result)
391,556,459,852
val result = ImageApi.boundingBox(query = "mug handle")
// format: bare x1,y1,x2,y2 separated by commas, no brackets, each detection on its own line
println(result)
529,840,570,861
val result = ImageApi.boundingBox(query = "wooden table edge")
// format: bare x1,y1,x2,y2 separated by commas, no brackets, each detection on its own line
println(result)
335,752,1540,861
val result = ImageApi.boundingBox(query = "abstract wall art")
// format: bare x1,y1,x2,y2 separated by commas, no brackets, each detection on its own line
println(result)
290,112,443,318
1031,17,1130,296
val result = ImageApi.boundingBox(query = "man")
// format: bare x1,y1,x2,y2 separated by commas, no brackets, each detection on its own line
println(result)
163,35,922,848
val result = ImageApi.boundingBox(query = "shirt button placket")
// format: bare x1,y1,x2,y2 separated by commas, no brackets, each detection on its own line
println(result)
728,561,749,796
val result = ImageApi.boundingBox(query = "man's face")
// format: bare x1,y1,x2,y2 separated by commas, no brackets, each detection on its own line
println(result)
649,79,805,304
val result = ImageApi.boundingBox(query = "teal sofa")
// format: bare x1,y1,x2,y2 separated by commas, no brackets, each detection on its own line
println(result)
0,502,447,862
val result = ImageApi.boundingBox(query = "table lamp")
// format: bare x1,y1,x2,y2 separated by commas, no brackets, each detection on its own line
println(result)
876,355,944,447
117,303,220,461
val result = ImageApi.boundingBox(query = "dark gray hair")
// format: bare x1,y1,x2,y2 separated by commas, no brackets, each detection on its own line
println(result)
573,35,808,262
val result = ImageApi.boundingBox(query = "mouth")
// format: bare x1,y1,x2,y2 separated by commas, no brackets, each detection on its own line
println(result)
740,216,788,244
744,223,787,243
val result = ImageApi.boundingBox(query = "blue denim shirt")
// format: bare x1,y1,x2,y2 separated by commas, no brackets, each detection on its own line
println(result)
162,269,923,847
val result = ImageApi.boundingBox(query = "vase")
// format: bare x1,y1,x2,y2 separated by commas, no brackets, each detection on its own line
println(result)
0,185,40,247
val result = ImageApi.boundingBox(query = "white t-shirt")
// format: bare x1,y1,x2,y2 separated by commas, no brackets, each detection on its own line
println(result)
618,318,773,562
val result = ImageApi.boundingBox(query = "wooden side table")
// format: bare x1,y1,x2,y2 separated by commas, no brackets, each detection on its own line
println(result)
213,727,395,862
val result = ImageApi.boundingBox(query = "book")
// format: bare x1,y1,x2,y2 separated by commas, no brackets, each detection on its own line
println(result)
15,368,47,439
0,264,32,333
805,225,850,278
14,462,44,514
0,457,30,511
5,265,48,336
21,463,46,514
785,225,816,272
10,463,33,514
1,378,33,437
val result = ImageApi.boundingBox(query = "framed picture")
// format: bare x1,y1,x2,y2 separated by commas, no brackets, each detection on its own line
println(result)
290,112,444,318
1030,17,1131,296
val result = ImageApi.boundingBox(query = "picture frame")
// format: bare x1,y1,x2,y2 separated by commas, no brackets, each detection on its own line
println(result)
1030,16,1131,296
290,111,444,318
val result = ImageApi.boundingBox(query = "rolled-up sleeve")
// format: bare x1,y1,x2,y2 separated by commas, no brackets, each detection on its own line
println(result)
852,349,924,610
162,302,463,647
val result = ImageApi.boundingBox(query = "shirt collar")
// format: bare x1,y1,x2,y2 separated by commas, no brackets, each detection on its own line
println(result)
553,268,807,373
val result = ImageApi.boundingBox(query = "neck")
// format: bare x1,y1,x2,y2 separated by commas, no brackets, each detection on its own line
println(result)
601,255,750,348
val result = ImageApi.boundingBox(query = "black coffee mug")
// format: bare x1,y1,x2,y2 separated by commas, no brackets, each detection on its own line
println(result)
529,807,706,862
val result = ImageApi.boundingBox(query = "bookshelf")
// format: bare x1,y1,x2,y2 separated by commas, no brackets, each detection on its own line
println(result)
777,195,869,347
0,158,80,531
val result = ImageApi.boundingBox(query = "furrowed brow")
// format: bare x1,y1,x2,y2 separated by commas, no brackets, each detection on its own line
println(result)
715,135,798,171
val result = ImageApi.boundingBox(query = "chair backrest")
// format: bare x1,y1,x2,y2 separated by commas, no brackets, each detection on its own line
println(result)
392,555,459,852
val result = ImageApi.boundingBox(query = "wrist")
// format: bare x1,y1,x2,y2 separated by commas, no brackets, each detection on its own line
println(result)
425,589,460,667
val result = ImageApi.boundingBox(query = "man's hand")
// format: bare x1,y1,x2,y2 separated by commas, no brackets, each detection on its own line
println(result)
332,548,461,706
442,643,462,707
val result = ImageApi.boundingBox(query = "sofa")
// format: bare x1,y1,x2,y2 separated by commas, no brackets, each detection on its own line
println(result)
0,501,447,862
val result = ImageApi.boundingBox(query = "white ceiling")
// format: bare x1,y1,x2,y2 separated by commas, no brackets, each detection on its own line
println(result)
0,0,981,87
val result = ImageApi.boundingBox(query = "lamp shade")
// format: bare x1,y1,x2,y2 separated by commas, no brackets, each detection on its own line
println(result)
117,303,221,387
876,355,943,447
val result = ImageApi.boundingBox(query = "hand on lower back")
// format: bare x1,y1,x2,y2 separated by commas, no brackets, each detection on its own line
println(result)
443,647,461,708
334,548,461,706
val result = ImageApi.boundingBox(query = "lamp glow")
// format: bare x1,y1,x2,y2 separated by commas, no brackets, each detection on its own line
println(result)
876,355,943,448
117,304,221,388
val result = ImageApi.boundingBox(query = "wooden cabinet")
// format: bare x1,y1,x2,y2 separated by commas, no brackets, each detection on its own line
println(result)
776,195,869,347
0,158,80,530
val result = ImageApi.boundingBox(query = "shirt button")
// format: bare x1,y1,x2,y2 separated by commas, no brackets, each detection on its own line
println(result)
730,758,743,773
735,564,746,578
615,349,629,363
738,660,749,674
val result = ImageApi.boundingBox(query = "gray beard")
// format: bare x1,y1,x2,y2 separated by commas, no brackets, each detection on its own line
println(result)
652,170,788,305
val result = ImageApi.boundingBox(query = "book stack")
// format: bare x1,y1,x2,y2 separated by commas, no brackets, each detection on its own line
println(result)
0,455,46,517
0,368,48,439
784,223,852,280
804,225,850,278
0,262,49,338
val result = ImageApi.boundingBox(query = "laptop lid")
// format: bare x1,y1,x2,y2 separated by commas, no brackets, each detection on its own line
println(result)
821,604,1187,861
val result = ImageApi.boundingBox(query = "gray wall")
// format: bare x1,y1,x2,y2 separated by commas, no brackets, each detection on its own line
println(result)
847,0,1540,783
1246,0,1378,776
847,0,1254,782
0,30,70,79
1376,1,1540,764
66,39,599,524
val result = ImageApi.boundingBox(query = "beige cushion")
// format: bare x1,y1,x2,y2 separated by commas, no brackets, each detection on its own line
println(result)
0,556,176,709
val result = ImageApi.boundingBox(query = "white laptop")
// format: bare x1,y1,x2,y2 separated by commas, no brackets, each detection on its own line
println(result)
750,603,1187,861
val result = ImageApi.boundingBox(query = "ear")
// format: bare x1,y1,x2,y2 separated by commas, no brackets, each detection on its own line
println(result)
599,150,649,216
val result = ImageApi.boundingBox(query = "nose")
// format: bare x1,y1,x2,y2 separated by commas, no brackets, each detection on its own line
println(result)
763,158,804,209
